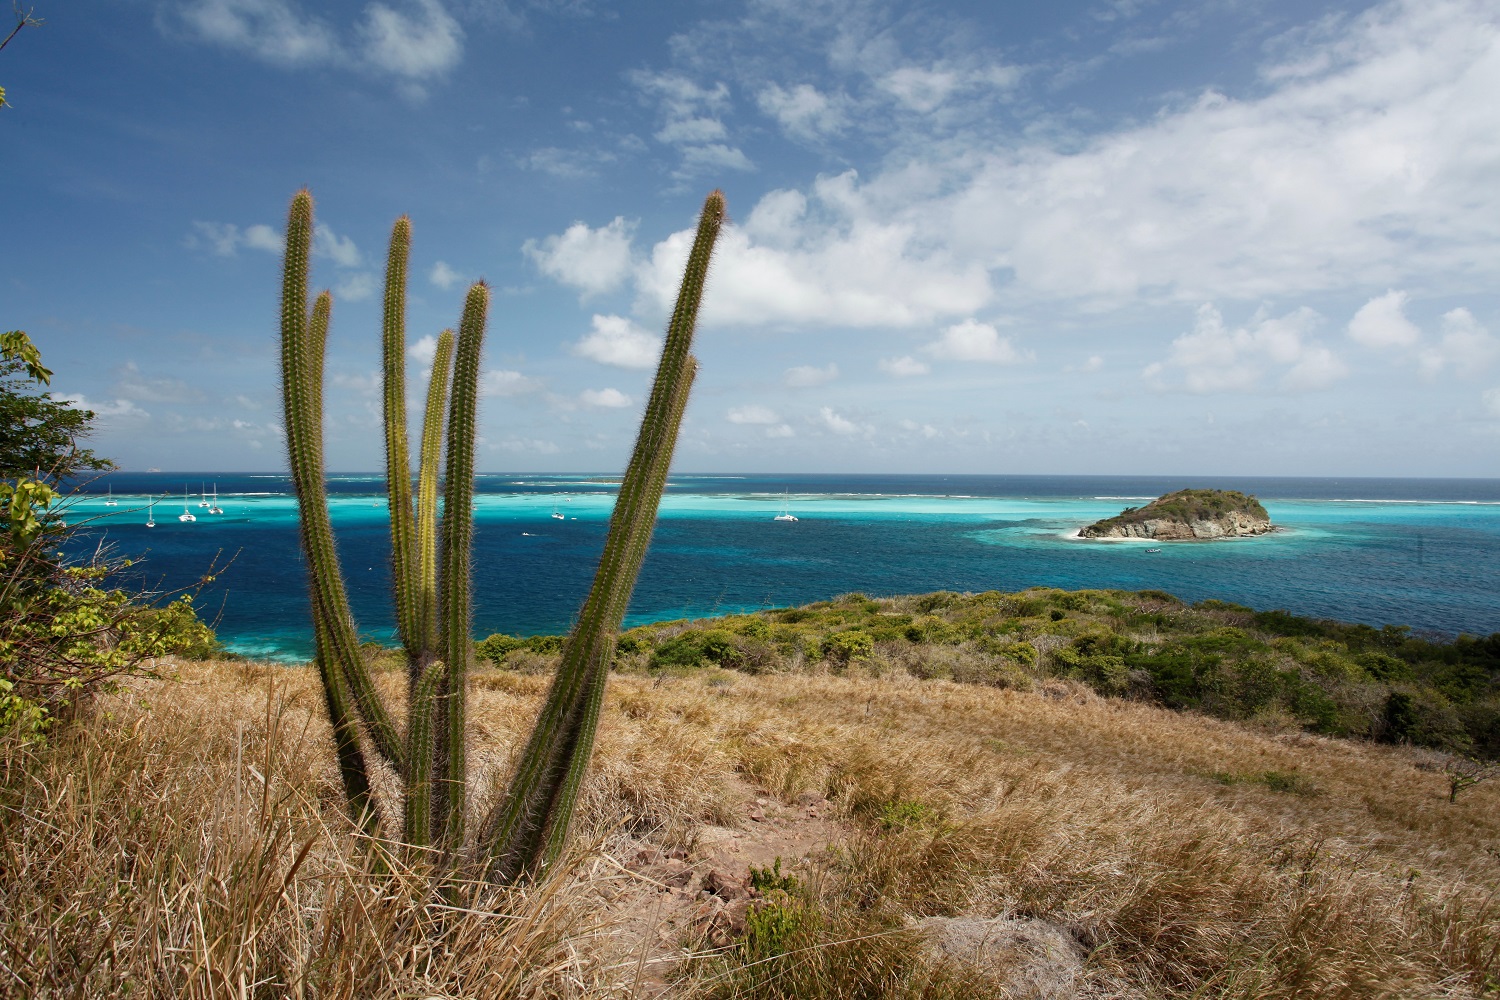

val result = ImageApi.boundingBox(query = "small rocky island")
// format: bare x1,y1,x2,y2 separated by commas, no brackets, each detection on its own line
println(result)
1079,488,1273,540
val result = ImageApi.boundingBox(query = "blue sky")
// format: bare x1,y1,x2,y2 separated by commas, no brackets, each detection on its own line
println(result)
7,0,1500,476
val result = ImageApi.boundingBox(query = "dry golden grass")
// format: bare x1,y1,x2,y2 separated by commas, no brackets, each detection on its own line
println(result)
3,655,1497,998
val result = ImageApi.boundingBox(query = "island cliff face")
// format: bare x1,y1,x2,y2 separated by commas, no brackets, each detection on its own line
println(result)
1079,489,1273,540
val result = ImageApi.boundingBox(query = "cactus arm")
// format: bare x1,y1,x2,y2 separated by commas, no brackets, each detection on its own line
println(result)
278,192,405,775
277,200,379,830
403,658,444,849
481,191,723,882
433,283,488,847
382,217,421,670
417,329,455,655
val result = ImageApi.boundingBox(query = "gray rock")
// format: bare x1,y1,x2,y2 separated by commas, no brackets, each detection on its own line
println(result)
918,916,1086,999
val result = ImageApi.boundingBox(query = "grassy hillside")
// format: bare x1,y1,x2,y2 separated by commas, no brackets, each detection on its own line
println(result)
3,590,1498,997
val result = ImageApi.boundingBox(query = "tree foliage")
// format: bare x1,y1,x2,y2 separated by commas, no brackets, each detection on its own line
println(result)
1,334,218,736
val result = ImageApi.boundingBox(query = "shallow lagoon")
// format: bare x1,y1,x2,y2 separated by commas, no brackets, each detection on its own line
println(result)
63,473,1500,660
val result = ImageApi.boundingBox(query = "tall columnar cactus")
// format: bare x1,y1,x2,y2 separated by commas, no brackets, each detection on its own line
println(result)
278,187,724,881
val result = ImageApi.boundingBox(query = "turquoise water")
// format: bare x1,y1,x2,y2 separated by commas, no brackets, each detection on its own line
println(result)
62,474,1500,661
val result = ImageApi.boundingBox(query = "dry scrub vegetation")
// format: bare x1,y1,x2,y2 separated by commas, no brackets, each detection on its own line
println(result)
3,642,1498,998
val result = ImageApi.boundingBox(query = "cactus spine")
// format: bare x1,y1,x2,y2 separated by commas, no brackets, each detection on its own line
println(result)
278,188,722,882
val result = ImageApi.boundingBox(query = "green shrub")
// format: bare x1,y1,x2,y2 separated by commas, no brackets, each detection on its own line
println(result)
476,633,523,665
822,630,873,665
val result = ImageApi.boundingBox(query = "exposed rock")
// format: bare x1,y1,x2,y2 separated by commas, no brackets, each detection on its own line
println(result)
919,916,1087,999
1079,488,1272,541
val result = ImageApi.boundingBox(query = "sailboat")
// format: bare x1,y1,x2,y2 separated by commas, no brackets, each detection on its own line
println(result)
198,483,210,508
104,485,117,507
773,492,798,522
551,498,565,520
145,501,155,528
209,483,223,515
179,487,196,523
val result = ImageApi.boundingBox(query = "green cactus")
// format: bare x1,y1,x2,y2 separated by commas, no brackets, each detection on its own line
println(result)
480,189,724,882
277,188,723,881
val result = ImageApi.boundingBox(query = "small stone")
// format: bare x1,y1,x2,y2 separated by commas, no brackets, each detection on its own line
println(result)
748,805,766,822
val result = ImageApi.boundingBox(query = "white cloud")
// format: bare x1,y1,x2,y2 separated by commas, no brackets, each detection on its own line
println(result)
571,314,661,369
174,0,338,67
481,369,542,396
1484,387,1500,417
243,224,280,252
315,225,362,268
358,0,463,81
580,387,632,408
1418,308,1499,378
336,272,376,302
1348,290,1422,349
757,82,847,141
524,217,635,297
1144,303,1349,393
57,394,150,425
784,363,838,388
186,220,280,256
818,406,861,435
430,260,462,289
186,221,244,257
923,320,1030,364
626,0,1500,330
630,70,751,178
727,404,779,424
172,0,463,88
636,180,991,328
765,423,795,438
407,335,438,365
879,355,929,377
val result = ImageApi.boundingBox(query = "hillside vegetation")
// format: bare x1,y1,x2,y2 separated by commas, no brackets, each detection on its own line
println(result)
4,589,1498,998
482,587,1500,761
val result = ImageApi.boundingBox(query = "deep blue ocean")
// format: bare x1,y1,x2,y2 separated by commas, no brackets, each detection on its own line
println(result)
62,473,1500,661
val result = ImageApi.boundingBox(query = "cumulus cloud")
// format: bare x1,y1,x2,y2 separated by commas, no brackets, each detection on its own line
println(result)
169,0,463,87
634,178,991,328
429,260,462,289
1417,308,1499,378
524,217,635,297
923,319,1031,364
481,369,542,396
784,363,838,388
571,314,661,369
625,0,1500,330
580,387,632,408
185,220,285,256
315,225,362,268
407,335,439,365
765,423,795,438
879,356,929,377
173,0,338,67
757,82,847,140
1144,303,1349,393
357,0,463,81
818,406,861,435
1348,290,1422,349
727,404,779,424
